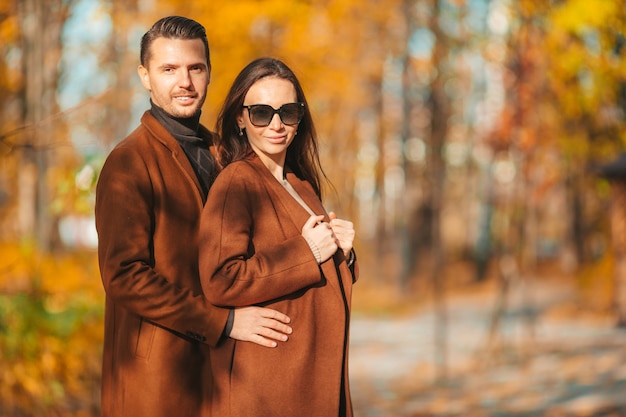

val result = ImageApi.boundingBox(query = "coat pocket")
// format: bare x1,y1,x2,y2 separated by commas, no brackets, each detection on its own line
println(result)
134,318,156,359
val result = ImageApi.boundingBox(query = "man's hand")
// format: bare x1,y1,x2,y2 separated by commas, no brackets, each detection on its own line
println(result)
230,306,292,348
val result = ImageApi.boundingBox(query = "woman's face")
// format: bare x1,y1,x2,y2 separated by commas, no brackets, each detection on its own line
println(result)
238,77,300,169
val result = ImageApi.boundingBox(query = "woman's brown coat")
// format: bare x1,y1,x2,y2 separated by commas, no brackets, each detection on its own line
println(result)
95,111,229,417
199,154,358,417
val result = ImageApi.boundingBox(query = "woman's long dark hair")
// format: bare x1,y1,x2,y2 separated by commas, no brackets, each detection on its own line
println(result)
216,57,327,199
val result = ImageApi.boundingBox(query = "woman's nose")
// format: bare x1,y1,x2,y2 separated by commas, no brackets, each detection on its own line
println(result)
268,112,282,129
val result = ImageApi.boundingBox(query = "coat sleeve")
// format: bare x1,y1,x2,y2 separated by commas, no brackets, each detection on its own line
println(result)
95,144,229,346
199,165,323,307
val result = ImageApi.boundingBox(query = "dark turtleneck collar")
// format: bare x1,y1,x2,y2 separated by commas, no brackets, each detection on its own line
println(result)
149,100,202,143
148,100,218,198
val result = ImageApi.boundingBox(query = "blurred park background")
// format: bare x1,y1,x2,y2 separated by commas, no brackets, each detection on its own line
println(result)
1,0,626,416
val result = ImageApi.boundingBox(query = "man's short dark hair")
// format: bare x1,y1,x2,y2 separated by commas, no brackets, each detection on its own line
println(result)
140,16,210,67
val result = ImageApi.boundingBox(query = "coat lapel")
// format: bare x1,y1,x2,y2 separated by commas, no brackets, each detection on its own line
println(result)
247,155,326,231
285,169,354,304
142,112,206,204
246,156,347,302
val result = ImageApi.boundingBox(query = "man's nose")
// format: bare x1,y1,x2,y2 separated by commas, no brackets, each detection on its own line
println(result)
178,70,192,88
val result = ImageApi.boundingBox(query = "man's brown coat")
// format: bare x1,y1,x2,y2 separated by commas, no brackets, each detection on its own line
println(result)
95,111,229,417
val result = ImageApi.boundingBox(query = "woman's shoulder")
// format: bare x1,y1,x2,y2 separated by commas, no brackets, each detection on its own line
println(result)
213,157,263,190
219,157,258,178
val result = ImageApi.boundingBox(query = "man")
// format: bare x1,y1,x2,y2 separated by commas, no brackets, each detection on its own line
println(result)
95,16,292,417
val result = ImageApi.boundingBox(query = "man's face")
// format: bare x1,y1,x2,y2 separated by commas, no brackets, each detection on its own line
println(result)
138,37,210,118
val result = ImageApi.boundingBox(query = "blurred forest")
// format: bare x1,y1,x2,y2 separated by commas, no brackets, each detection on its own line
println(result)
0,0,625,415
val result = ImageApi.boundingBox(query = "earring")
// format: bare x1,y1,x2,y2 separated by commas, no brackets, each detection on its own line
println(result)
238,127,244,137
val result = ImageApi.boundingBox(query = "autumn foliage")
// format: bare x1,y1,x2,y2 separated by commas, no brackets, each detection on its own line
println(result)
0,243,103,416
0,0,625,415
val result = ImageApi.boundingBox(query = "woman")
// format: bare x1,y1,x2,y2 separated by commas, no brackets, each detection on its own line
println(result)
198,57,358,417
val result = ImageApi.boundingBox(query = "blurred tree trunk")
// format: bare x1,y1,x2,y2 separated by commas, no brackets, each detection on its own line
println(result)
399,0,416,290
0,1,21,237
18,0,69,252
426,0,451,383
103,0,138,148
609,182,626,327
399,0,451,381
401,0,450,285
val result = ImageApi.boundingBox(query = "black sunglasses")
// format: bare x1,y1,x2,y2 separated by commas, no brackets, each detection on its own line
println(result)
242,102,305,127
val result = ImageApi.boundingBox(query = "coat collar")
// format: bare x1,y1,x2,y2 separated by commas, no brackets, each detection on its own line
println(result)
244,153,328,225
140,111,213,203
244,154,349,302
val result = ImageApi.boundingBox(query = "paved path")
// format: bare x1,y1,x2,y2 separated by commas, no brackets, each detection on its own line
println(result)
349,280,626,416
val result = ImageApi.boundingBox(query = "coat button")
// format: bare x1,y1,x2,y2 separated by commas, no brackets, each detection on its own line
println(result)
186,331,206,342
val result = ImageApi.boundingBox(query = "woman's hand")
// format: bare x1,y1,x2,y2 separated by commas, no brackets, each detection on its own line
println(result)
328,212,355,257
301,214,338,263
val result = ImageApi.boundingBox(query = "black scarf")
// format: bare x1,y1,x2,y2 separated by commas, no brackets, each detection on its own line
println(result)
149,102,218,198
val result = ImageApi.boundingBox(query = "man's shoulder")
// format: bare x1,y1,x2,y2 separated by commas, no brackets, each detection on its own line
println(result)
110,112,167,153
114,125,151,150
100,132,149,172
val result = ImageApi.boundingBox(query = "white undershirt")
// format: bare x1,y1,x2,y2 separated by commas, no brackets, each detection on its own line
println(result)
280,178,317,217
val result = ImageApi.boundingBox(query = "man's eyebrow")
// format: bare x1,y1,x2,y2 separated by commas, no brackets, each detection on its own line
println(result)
156,62,179,69
153,61,208,70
